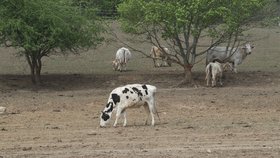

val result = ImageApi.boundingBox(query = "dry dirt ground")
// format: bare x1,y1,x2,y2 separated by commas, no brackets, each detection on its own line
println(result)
0,71,280,158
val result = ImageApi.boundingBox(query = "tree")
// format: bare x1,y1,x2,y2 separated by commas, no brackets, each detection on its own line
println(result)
0,0,104,84
118,0,264,85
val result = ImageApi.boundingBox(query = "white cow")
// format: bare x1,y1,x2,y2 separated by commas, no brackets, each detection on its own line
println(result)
100,84,158,127
205,61,223,87
112,47,132,72
206,43,254,73
0,106,6,114
150,46,171,67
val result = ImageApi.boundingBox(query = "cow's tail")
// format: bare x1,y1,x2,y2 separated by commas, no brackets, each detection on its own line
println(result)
123,49,126,64
205,64,212,81
153,100,161,122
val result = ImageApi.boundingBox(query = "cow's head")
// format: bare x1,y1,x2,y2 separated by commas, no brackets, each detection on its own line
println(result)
242,43,254,55
100,102,114,127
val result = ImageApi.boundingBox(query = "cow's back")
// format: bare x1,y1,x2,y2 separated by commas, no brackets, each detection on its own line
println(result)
109,84,156,106
115,47,131,63
207,47,239,64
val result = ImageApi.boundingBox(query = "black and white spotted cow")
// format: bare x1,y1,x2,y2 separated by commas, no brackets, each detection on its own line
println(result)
100,84,158,127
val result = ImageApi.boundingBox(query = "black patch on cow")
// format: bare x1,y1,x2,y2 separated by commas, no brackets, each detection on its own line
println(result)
132,87,143,97
101,112,110,121
111,93,120,105
126,96,129,99
105,102,113,113
122,88,129,94
142,85,148,95
105,102,112,108
133,99,136,101
130,91,133,94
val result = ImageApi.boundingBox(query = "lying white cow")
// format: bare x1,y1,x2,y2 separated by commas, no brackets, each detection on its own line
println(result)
150,46,171,67
205,61,223,87
100,84,158,127
112,47,132,72
0,106,6,114
206,43,254,73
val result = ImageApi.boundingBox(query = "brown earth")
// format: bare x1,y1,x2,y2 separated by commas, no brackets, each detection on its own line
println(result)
0,71,280,158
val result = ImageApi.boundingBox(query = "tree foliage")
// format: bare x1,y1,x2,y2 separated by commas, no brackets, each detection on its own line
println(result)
0,0,104,84
118,0,264,84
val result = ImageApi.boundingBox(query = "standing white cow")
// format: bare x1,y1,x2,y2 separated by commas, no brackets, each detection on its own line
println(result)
112,47,132,72
205,61,223,87
150,46,171,67
206,43,254,73
100,84,158,127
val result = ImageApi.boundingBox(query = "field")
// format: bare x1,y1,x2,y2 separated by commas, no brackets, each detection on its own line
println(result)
0,26,280,158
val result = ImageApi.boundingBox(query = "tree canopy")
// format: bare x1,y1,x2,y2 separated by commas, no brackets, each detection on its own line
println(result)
0,0,104,84
118,0,265,84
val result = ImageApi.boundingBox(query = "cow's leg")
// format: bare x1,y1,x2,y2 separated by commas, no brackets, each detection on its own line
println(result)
120,63,123,72
113,107,122,127
162,56,169,67
206,74,210,87
219,73,223,86
143,103,150,125
152,58,157,67
122,111,127,127
156,59,160,67
117,63,121,72
212,74,216,87
162,60,168,67
207,78,210,87
154,58,160,67
147,100,155,126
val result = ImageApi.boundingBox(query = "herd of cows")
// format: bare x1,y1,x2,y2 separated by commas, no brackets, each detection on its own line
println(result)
103,43,255,127
112,43,254,86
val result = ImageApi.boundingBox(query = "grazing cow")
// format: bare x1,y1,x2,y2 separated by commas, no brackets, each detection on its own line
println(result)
100,84,158,127
112,47,132,72
205,61,223,87
150,46,171,67
206,43,254,73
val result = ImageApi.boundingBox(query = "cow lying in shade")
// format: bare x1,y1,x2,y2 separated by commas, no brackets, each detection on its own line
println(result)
112,47,132,72
0,106,6,114
150,46,171,67
205,61,224,87
100,84,158,127
206,43,254,73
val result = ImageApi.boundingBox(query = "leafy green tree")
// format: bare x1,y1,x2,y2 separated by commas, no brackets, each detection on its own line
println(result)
118,0,264,85
0,0,103,84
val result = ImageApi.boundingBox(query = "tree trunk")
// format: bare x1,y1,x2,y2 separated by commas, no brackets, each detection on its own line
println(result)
26,54,42,84
184,64,194,84
176,64,195,87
